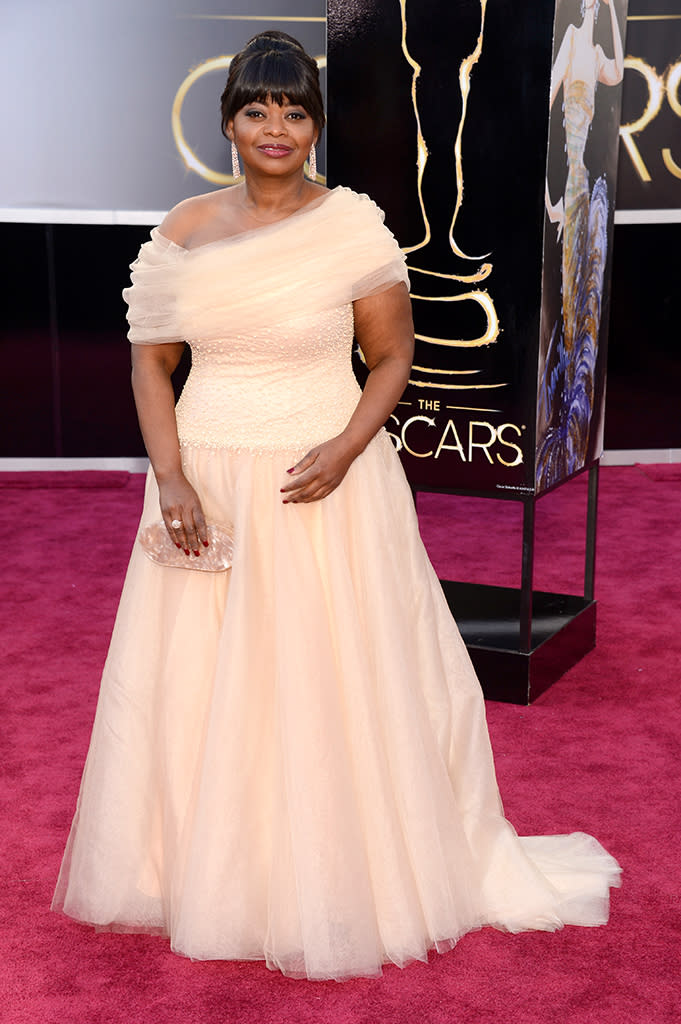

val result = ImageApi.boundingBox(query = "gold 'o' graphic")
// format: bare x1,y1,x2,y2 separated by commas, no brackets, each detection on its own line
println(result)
172,55,327,185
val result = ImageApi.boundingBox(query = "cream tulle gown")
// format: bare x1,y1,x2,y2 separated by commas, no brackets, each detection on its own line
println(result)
52,187,620,980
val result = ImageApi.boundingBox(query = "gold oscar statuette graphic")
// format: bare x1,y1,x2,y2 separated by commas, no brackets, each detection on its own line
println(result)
171,54,326,185
386,0,522,474
398,0,504,401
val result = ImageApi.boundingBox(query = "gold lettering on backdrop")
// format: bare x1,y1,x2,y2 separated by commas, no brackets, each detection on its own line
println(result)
496,423,524,467
468,421,496,464
171,55,327,184
666,62,681,118
434,421,467,461
388,412,526,464
619,57,681,182
401,416,436,458
662,62,681,179
392,412,525,467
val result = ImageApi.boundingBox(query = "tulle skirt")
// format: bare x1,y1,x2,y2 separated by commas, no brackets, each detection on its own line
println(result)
52,431,621,980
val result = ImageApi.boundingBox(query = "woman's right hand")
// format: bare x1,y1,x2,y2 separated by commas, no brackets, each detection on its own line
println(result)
158,472,209,556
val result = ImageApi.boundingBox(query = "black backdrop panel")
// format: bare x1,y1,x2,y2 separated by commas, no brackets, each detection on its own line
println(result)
54,226,146,458
0,225,55,457
0,224,190,459
328,0,555,495
606,223,680,450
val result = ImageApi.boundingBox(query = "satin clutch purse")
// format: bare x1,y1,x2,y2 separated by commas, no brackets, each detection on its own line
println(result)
138,521,234,572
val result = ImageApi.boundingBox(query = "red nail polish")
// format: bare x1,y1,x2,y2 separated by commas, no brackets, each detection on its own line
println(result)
287,468,295,474
282,500,289,504
203,540,209,547
184,548,190,555
193,550,200,557
175,543,182,549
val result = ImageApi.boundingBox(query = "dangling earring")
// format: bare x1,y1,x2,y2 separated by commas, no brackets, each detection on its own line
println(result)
231,142,241,180
308,143,317,182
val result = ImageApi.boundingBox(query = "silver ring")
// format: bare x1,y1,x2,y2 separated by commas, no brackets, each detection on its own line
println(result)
171,519,183,530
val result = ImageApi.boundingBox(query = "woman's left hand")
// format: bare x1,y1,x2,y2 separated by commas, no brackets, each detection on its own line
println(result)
280,436,357,503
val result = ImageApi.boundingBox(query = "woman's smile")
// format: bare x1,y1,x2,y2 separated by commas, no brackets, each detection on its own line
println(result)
258,144,294,157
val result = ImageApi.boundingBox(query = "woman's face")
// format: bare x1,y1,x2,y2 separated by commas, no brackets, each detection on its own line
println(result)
227,96,317,177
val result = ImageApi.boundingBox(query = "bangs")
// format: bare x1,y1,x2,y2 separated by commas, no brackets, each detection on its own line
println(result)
231,54,311,110
221,48,325,136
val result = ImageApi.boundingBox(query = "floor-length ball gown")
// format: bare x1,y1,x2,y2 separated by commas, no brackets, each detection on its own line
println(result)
52,187,620,981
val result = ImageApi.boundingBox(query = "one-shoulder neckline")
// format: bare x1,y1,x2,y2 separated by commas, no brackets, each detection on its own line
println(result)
154,185,352,256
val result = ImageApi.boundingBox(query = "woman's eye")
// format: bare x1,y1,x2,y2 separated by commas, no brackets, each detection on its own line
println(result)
245,109,263,118
287,111,306,120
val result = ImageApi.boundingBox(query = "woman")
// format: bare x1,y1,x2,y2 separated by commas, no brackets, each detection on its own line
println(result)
537,0,624,488
53,31,620,981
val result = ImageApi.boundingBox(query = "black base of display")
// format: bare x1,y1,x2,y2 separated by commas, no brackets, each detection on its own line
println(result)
440,581,597,705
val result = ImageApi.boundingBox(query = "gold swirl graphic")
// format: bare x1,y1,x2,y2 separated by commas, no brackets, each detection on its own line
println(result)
408,263,492,283
446,405,502,412
448,0,490,262
171,55,327,185
413,289,500,348
407,379,508,391
411,367,481,374
185,15,326,21
398,0,430,253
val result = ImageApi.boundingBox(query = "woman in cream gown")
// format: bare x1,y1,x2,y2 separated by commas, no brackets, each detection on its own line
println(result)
52,32,620,981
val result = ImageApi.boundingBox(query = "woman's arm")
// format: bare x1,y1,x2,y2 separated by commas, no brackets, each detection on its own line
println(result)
545,27,572,236
131,342,208,553
598,0,624,87
549,26,571,112
281,282,414,503
545,182,565,241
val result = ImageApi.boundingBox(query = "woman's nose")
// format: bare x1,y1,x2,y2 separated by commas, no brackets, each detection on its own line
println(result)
264,116,286,135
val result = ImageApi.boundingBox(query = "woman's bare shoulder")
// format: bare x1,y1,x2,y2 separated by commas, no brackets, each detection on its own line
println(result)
158,188,239,247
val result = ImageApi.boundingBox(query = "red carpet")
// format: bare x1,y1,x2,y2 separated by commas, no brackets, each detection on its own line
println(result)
1,466,678,1023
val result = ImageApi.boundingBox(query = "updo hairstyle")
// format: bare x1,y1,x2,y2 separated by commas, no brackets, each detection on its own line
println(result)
220,31,325,141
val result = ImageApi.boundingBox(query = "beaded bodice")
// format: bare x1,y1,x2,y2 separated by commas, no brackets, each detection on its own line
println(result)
175,304,360,453
123,187,410,455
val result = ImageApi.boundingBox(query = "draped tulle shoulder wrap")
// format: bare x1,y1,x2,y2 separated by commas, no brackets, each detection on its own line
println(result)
123,187,409,345
123,231,186,345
